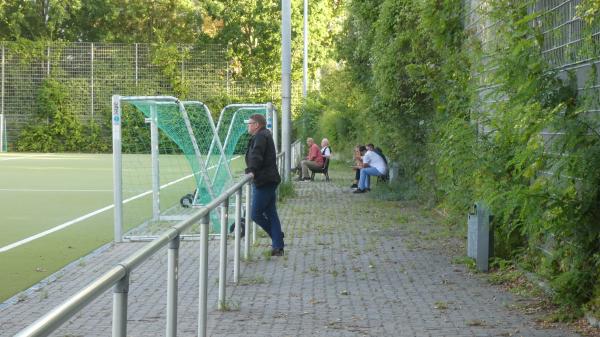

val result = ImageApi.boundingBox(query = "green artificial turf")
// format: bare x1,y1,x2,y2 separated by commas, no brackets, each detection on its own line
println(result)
0,153,245,302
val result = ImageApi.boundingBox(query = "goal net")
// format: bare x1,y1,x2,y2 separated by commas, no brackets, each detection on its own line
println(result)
112,95,274,241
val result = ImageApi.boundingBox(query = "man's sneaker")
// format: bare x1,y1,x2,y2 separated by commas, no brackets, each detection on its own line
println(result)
350,183,358,189
271,248,284,256
353,188,366,194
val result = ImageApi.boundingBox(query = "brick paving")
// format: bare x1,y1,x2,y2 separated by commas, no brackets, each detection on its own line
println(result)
0,172,581,337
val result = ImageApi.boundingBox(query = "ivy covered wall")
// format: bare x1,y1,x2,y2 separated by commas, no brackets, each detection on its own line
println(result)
306,0,600,318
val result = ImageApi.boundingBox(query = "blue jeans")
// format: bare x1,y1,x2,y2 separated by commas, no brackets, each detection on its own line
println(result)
358,167,384,190
251,183,284,249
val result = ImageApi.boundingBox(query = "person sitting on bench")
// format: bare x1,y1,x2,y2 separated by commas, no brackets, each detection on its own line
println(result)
320,138,331,159
298,137,324,181
354,144,387,193
351,145,366,189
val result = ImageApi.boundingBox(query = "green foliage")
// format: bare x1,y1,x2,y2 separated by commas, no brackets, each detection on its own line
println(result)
0,0,203,43
151,44,191,98
0,1,81,40
200,0,344,83
304,0,600,316
17,79,84,152
16,78,110,152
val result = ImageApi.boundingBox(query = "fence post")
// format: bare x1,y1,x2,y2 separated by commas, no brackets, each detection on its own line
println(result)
91,43,95,121
234,189,242,283
1,45,4,125
112,273,130,337
244,183,252,259
218,199,229,310
198,214,210,337
166,235,180,337
46,45,50,76
150,104,160,221
135,43,139,87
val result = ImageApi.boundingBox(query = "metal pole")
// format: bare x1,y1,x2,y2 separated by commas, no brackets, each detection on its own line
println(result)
282,0,292,181
166,236,180,337
150,104,160,221
198,214,210,337
0,114,3,153
1,45,4,123
302,0,308,98
47,45,50,76
135,43,139,87
218,199,229,310
181,46,184,83
0,46,3,152
112,274,129,337
234,189,242,283
226,43,231,96
112,96,123,243
244,183,252,259
269,103,279,152
91,43,94,121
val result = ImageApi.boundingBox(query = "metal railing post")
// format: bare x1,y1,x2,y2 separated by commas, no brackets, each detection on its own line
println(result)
166,235,180,337
218,199,229,310
198,214,210,337
234,189,242,283
112,273,129,337
244,183,252,259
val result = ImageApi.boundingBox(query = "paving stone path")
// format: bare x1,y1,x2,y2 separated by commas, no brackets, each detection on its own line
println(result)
0,171,581,337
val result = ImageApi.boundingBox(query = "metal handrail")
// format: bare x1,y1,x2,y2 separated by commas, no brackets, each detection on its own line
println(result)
16,174,254,337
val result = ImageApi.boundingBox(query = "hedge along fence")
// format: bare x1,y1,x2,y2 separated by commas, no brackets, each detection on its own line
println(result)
0,41,303,152
321,0,599,318
458,0,600,317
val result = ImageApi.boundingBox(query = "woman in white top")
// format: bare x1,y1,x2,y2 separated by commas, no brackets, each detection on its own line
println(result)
320,138,331,158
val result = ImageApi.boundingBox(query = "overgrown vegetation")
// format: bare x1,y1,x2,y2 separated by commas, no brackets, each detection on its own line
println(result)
16,78,108,152
306,0,600,320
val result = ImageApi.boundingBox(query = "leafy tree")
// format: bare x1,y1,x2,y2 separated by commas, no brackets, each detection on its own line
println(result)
0,0,81,40
75,0,204,43
17,78,85,151
199,0,281,82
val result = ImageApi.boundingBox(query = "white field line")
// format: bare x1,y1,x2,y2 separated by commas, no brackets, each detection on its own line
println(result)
0,154,96,161
0,155,241,253
0,188,112,192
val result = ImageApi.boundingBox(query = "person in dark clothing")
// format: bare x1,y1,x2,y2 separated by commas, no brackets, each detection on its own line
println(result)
244,113,285,256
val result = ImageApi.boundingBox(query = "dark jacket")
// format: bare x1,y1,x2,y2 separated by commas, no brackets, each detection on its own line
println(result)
245,127,281,187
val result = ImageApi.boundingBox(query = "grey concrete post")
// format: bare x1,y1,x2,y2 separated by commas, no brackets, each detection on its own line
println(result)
198,214,210,337
218,199,229,310
282,0,292,181
112,273,129,337
303,0,308,98
244,183,252,259
167,235,180,337
234,189,242,283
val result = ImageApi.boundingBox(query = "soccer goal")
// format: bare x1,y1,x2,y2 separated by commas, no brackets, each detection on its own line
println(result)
111,95,277,242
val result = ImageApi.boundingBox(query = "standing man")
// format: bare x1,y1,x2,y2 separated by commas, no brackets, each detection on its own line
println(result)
245,114,285,256
298,137,324,181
